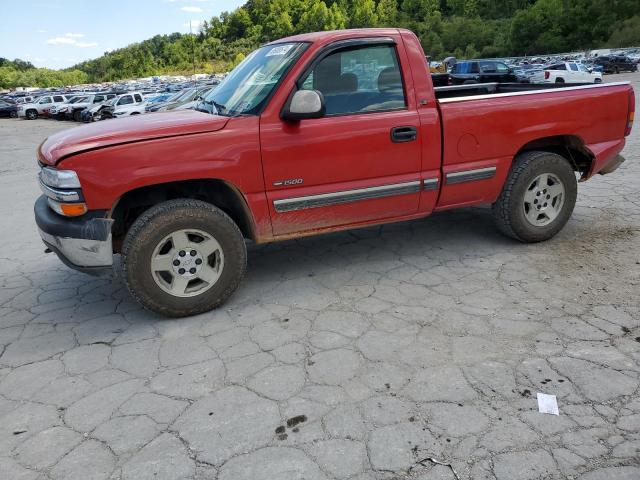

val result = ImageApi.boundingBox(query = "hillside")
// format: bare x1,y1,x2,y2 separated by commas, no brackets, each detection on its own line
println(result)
3,0,639,87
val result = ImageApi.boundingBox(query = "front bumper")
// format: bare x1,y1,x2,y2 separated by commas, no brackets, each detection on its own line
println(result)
34,195,114,276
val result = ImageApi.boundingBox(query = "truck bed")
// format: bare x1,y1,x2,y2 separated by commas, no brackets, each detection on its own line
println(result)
432,81,632,210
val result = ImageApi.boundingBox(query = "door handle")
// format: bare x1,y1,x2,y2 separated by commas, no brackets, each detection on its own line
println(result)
391,126,418,143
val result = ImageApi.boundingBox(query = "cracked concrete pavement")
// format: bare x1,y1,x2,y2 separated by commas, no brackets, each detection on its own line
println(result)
0,73,639,479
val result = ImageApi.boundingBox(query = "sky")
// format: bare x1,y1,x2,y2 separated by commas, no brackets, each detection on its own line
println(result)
0,0,246,69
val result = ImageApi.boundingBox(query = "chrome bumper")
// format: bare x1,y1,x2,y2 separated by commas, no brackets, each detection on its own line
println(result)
34,195,113,276
39,228,113,271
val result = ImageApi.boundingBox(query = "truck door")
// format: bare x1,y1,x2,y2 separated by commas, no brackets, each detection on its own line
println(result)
260,38,423,236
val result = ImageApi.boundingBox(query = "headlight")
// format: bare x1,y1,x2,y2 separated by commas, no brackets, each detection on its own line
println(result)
39,167,81,189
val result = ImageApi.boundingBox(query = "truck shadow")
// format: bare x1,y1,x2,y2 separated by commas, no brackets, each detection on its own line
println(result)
23,206,514,323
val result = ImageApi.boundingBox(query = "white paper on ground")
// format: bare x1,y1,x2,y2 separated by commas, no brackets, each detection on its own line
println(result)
537,392,559,415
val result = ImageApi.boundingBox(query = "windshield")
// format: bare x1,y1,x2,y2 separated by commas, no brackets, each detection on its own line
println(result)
201,42,307,116
71,96,88,103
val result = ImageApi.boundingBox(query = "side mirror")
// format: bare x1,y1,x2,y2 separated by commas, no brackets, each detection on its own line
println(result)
282,90,325,121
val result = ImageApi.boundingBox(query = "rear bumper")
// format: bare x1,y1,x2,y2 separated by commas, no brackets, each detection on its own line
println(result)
598,154,625,175
586,139,627,178
34,195,114,276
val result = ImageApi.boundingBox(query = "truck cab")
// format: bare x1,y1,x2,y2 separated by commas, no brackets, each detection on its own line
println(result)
34,28,635,317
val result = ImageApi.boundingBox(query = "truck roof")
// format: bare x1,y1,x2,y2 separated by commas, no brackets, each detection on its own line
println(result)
268,28,409,46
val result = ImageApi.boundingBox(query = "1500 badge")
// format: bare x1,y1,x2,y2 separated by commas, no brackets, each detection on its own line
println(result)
273,178,304,186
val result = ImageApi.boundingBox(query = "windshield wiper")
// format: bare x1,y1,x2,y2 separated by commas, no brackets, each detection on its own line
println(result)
201,99,227,116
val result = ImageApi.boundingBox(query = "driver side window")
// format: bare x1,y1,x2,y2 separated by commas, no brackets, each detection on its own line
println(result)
300,44,406,116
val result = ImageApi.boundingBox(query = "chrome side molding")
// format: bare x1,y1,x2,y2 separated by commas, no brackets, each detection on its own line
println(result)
445,166,496,185
274,180,421,213
423,178,439,191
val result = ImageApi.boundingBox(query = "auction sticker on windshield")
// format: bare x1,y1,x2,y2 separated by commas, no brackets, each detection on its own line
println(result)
266,44,294,56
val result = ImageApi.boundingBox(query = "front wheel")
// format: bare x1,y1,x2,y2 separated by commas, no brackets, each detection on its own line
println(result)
122,199,247,317
25,109,38,120
492,151,577,243
73,110,82,122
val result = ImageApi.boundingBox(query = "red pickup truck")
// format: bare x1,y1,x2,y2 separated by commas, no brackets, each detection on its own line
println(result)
35,28,635,317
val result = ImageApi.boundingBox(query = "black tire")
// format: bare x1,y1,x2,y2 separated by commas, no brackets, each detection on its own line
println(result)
492,151,577,243
9,111,17,118
25,109,37,120
555,78,565,83
594,78,602,83
122,199,247,317
73,110,82,122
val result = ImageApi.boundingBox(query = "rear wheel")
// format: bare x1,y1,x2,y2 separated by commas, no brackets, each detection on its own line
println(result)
555,77,565,83
9,111,17,118
73,110,82,122
492,151,577,243
122,199,247,317
25,109,37,120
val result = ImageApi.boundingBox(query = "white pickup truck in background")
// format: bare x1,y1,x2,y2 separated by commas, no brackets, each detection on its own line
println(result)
534,61,603,84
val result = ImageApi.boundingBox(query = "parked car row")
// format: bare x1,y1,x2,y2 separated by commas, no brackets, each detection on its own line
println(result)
435,53,628,87
0,83,218,123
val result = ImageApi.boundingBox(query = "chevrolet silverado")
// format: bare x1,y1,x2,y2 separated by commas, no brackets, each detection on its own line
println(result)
35,28,635,316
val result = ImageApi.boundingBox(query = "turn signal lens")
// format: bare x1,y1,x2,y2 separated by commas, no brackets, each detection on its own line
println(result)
47,198,87,217
60,203,88,216
626,89,635,137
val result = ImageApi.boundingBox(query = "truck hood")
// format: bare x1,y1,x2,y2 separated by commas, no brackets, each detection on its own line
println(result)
39,110,229,165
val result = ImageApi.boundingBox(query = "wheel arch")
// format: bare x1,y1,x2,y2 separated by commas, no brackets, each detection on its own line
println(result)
516,135,594,179
109,178,257,251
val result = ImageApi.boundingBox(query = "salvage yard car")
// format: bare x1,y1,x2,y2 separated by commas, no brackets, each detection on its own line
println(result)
18,94,73,120
448,59,517,84
99,92,146,118
59,93,117,121
34,28,635,317
594,55,638,74
540,62,603,84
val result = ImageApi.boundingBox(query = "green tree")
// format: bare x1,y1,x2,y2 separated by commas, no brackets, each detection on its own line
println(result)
376,0,398,25
299,1,347,31
350,0,378,27
226,8,254,41
607,15,640,48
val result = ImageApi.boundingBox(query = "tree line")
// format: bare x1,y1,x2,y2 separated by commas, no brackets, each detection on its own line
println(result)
0,58,88,89
2,0,639,88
